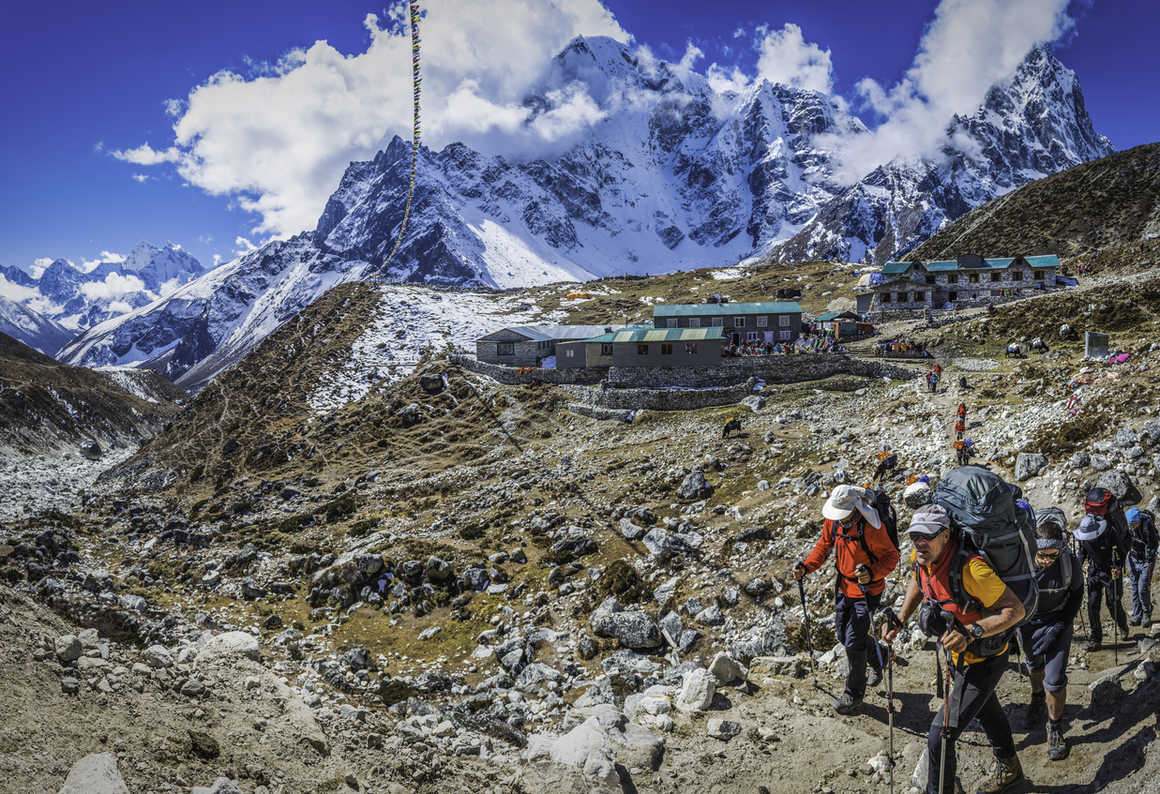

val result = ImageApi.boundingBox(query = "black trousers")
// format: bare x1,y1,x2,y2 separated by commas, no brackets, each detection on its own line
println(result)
835,590,885,699
926,651,1016,794
1087,568,1129,642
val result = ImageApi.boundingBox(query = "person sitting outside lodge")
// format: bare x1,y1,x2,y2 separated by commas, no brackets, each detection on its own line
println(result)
794,485,898,716
882,504,1026,794
1018,509,1082,761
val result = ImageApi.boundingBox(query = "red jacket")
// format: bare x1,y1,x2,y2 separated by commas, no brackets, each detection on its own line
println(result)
801,516,900,598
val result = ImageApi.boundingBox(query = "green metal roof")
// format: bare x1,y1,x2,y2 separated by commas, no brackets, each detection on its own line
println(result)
592,327,727,344
570,326,651,343
890,255,1061,274
881,261,912,275
814,311,840,322
652,301,803,318
1024,254,1062,268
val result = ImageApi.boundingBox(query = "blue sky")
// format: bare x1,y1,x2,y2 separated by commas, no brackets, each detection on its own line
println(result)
2,0,1155,273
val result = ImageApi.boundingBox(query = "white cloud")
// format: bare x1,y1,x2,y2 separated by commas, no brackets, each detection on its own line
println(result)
81,250,126,272
158,277,183,297
107,300,133,315
79,272,146,301
111,143,182,165
234,236,258,255
529,83,608,141
132,173,150,183
754,23,833,94
823,0,1074,181
0,275,40,302
30,257,54,278
163,98,184,117
119,0,627,238
211,254,223,267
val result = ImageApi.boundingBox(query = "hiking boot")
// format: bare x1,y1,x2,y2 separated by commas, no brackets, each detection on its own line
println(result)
866,666,883,687
1117,621,1131,636
1084,639,1101,652
1047,720,1069,761
1129,615,1143,626
833,692,862,716
1024,692,1046,731
975,755,1025,794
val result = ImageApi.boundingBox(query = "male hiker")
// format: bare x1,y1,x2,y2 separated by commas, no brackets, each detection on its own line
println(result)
1125,507,1158,626
882,504,1026,794
1019,509,1082,760
795,484,898,716
1076,510,1130,651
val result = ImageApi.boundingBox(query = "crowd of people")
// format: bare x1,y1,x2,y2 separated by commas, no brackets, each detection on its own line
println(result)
720,337,847,357
792,470,1158,794
876,338,931,357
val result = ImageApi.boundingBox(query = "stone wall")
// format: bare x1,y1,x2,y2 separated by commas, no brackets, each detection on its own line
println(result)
604,355,920,388
562,379,758,411
449,353,604,385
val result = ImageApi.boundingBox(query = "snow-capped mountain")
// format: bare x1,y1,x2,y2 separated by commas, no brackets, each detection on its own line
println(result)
768,46,1113,263
60,38,1110,388
0,296,72,356
1,243,205,339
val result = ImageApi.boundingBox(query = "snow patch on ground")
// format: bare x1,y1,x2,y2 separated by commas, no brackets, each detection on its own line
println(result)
306,285,564,414
709,267,744,280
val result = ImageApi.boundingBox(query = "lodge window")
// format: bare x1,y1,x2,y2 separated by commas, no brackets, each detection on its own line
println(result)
926,275,936,284
497,342,514,356
756,316,768,327
913,291,924,303
711,317,725,326
688,318,700,327
991,289,1001,296
949,274,960,283
778,314,791,327
684,342,698,354
661,343,673,355
778,330,792,341
734,317,745,327
746,331,760,342
601,343,613,356
990,272,1001,282
1011,270,1023,281
1034,270,1044,280
565,348,575,358
949,291,958,301
893,292,902,303
968,273,979,283
637,344,648,355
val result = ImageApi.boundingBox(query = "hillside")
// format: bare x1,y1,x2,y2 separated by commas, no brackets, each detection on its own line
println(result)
908,142,1160,268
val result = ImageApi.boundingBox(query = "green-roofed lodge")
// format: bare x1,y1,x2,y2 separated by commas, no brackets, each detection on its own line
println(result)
650,301,803,346
854,254,1065,316
557,326,727,369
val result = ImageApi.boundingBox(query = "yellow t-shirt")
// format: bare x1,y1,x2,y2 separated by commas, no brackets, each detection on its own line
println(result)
912,551,1009,665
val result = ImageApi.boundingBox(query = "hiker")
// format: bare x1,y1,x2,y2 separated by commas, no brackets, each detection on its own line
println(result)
954,439,975,467
1075,508,1130,652
957,403,967,421
1005,343,1021,359
882,504,1027,794
1019,509,1083,760
1125,507,1158,625
794,485,899,716
926,370,939,393
722,416,742,439
873,449,898,483
954,418,966,440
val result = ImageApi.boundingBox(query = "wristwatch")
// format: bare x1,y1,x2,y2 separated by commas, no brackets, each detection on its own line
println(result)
969,623,985,641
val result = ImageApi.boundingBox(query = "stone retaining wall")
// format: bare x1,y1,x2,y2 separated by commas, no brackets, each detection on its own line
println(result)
605,355,920,388
563,379,757,411
449,353,604,385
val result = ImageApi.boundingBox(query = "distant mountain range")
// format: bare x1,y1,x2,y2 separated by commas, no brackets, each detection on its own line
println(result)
0,242,204,355
57,38,1113,388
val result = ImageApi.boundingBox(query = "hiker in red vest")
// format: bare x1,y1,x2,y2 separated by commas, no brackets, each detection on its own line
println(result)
882,504,1026,794
954,418,966,440
957,402,967,420
795,485,899,716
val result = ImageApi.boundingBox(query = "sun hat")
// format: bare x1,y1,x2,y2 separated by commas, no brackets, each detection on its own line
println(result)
822,484,882,528
908,503,950,537
1074,514,1107,542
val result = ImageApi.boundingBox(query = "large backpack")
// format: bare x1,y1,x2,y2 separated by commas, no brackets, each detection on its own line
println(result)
1085,487,1114,516
833,489,900,567
931,466,1039,628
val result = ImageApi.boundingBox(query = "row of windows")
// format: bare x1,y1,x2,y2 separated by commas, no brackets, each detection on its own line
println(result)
659,315,793,329
637,342,699,355
922,269,1045,285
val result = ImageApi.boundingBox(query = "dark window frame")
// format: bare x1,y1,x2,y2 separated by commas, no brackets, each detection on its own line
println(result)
497,342,514,356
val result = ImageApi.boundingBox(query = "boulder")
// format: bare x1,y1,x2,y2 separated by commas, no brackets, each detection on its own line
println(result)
675,667,715,712
591,609,662,650
707,718,742,740
419,374,445,395
747,655,809,680
1142,419,1160,446
1095,470,1142,506
194,632,259,662
741,395,764,413
79,439,103,461
708,652,745,685
57,753,128,794
55,635,82,663
618,518,646,541
676,470,713,500
1068,452,1090,470
1014,452,1048,481
142,645,173,669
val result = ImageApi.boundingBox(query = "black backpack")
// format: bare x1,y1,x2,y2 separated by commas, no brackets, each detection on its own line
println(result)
931,466,1039,629
837,489,900,565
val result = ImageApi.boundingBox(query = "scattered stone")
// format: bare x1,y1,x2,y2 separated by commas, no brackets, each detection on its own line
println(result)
143,645,173,669
188,730,220,759
57,753,128,794
55,634,82,663
191,779,244,794
675,668,715,712
708,652,745,685
706,718,742,740
1014,452,1048,481
676,470,713,500
1095,469,1142,505
194,631,259,662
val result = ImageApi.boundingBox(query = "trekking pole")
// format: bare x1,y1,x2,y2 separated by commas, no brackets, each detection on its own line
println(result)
878,608,902,794
856,565,887,675
798,576,818,688
937,611,969,794
1112,549,1121,666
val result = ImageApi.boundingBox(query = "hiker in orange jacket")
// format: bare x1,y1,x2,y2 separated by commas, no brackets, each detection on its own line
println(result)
795,485,900,715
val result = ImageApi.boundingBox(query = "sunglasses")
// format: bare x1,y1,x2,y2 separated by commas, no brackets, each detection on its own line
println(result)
908,529,946,545
1036,551,1061,563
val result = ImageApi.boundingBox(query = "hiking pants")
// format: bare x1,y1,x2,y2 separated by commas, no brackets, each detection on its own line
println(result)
1127,557,1154,621
1087,568,1129,642
1017,621,1072,692
926,652,1016,794
834,590,884,700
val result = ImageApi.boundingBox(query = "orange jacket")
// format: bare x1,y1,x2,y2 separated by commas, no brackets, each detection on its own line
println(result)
801,517,900,598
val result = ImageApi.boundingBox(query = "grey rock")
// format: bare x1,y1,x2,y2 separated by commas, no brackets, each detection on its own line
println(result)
55,634,82,663
194,632,259,662
1095,470,1142,505
1115,427,1138,448
591,609,662,650
57,752,128,794
618,518,647,541
676,470,714,500
1142,419,1160,446
1068,452,1090,470
191,779,244,794
143,645,173,669
1091,453,1112,471
695,605,724,626
675,667,715,712
1014,452,1048,481
707,718,742,740
708,652,745,685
